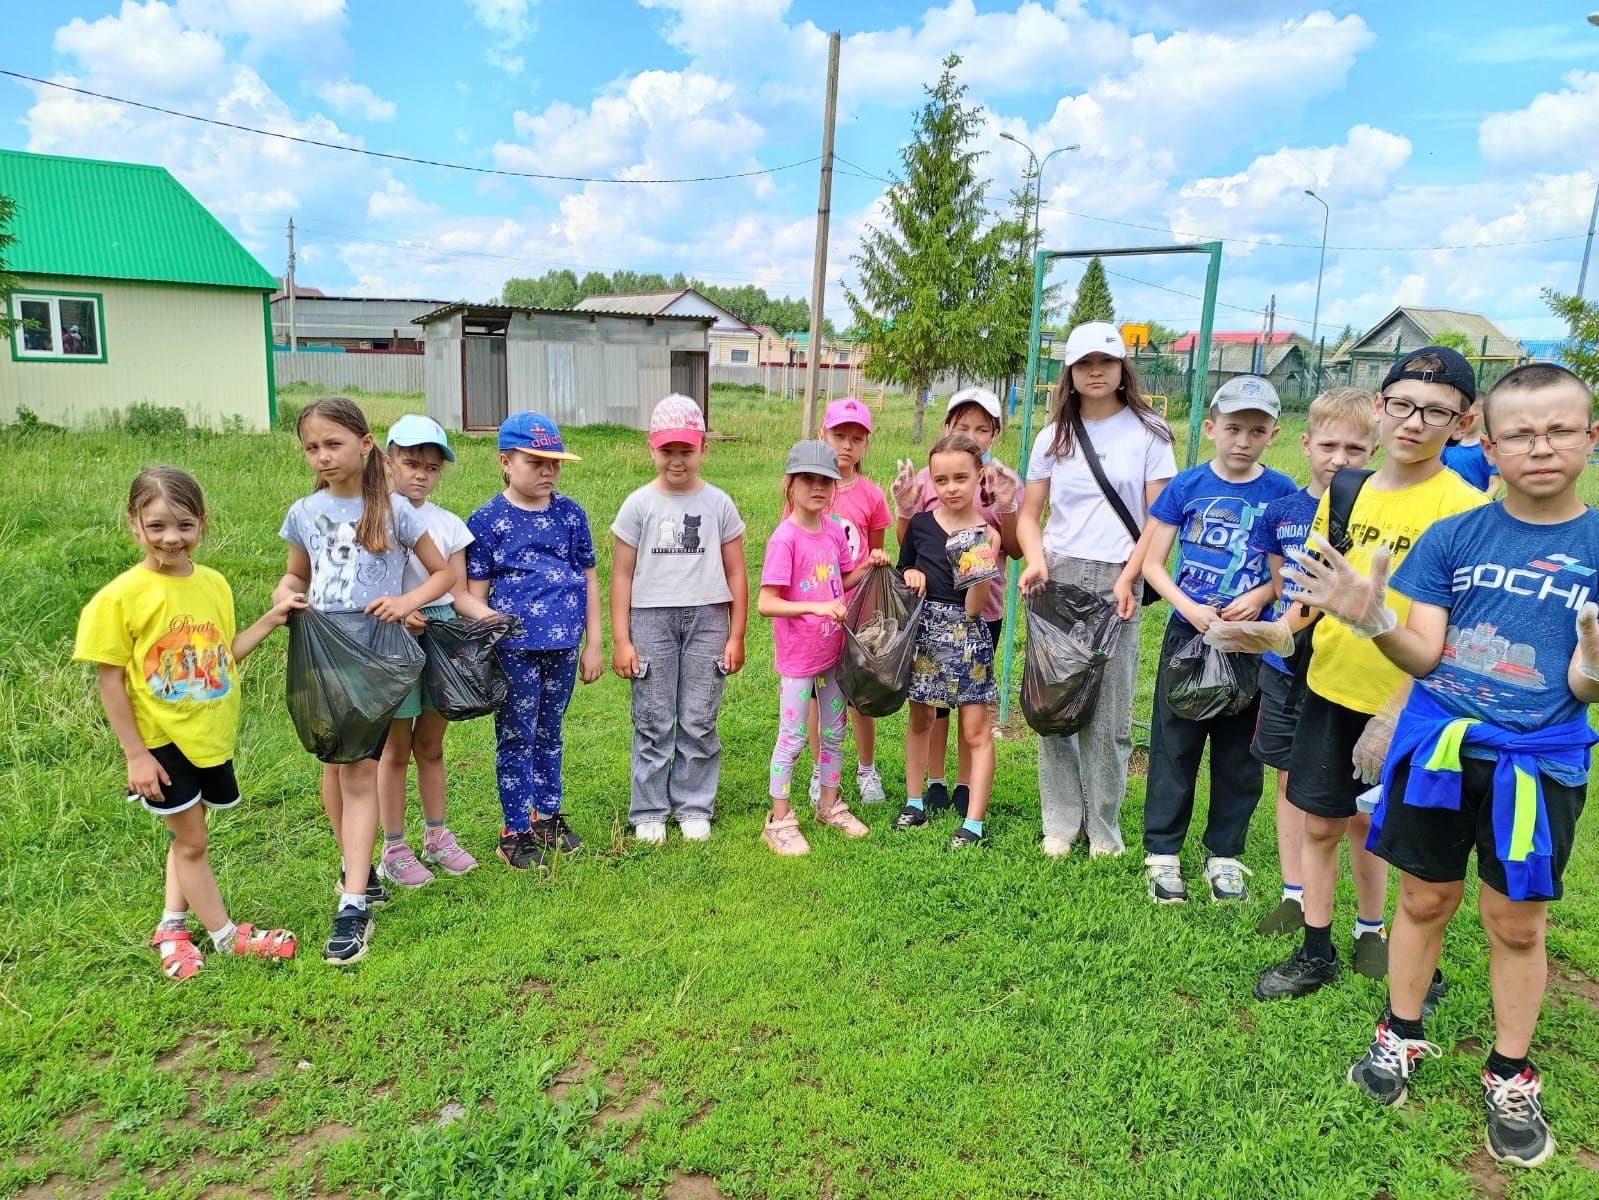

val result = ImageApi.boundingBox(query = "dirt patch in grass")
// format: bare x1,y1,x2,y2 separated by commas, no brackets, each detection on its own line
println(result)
1234,1006,1257,1036
1552,966,1599,1008
155,1032,215,1071
592,1080,664,1131
662,1172,725,1200
545,1053,597,1103
1454,1036,1484,1057
519,978,553,997
15,1174,115,1199
1128,747,1149,777
684,1099,714,1128
1463,1147,1508,1200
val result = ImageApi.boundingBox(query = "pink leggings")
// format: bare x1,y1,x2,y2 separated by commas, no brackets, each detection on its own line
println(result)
769,672,846,800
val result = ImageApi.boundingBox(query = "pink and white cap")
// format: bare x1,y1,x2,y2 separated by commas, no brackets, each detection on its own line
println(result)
822,396,873,433
649,393,707,449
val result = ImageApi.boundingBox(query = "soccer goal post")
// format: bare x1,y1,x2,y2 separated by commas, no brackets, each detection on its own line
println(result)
997,242,1224,725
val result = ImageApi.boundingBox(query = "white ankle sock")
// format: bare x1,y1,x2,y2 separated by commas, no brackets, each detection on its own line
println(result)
1354,917,1385,938
339,892,368,911
160,908,188,927
208,922,237,952
1281,885,1303,905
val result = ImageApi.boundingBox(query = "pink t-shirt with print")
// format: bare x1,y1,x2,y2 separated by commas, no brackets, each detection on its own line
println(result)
826,474,891,592
761,517,850,678
908,458,1019,621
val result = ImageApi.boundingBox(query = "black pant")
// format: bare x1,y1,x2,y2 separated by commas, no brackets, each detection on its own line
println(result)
1143,617,1265,857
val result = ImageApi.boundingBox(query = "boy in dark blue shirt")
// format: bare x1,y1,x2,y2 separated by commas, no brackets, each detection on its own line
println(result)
1289,364,1599,1169
1139,375,1295,904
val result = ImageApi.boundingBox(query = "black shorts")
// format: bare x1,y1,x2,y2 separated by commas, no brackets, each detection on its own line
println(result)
1251,663,1300,770
130,744,241,816
1375,753,1586,901
934,618,1003,719
1285,691,1371,819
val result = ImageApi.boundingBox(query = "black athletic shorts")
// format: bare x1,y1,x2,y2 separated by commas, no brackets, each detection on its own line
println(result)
934,618,1003,719
1285,690,1371,819
1251,663,1300,771
130,743,241,816
1375,752,1585,901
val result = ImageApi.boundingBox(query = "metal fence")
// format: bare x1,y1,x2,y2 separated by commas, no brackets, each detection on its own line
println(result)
273,350,424,394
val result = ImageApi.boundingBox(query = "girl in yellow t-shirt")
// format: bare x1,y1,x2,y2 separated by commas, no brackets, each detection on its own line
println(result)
74,468,303,981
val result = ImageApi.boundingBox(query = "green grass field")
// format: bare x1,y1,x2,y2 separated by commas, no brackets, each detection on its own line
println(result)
3,384,1597,1200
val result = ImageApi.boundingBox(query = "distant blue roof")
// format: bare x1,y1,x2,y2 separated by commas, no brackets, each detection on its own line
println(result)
1520,338,1572,364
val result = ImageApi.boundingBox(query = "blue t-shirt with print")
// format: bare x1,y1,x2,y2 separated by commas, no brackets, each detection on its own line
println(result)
466,492,596,651
1392,503,1599,784
1442,442,1496,492
1148,463,1297,614
1248,486,1319,674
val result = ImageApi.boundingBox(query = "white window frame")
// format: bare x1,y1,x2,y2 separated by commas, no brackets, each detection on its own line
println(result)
729,347,751,364
9,290,107,363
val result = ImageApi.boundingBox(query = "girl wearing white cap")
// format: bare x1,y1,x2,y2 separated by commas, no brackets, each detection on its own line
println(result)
1016,322,1177,857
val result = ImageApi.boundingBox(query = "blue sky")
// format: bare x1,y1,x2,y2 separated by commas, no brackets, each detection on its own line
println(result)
3,1,1597,339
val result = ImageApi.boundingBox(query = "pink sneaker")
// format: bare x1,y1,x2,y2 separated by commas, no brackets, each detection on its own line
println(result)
814,801,870,838
761,812,810,856
422,827,478,876
378,840,435,888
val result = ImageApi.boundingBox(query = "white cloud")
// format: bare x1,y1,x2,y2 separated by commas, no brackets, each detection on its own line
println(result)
1479,72,1599,171
465,0,537,72
317,79,397,121
54,2,226,95
367,178,437,221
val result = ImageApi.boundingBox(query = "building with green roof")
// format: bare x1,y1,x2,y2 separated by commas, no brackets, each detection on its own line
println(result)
1,149,278,429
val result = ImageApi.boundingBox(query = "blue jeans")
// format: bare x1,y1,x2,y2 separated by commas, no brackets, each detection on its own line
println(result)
494,646,579,831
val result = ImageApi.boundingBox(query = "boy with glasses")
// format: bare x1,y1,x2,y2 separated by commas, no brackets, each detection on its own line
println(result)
1285,364,1599,1167
1250,347,1489,998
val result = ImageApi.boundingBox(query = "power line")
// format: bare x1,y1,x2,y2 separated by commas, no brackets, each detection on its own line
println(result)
0,70,820,185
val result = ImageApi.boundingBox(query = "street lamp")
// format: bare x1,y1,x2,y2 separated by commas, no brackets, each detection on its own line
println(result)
1582,16,1599,296
1304,188,1329,383
999,132,1080,262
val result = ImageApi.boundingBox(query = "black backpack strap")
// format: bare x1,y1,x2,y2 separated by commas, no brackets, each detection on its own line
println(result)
1326,467,1374,556
1068,411,1141,545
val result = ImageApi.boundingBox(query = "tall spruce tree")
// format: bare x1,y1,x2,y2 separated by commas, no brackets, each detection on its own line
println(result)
846,54,1010,442
1065,256,1115,327
1545,288,1599,390
0,195,18,338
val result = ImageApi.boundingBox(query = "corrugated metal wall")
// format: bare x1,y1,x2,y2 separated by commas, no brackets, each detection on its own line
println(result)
425,314,464,430
274,351,424,393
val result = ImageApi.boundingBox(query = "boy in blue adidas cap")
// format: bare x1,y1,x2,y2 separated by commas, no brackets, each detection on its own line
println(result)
466,411,605,871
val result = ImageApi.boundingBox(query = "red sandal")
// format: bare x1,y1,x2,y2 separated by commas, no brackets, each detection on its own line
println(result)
149,928,205,981
231,924,297,961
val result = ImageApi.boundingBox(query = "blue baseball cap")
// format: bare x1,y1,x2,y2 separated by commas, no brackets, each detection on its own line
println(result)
498,410,581,461
387,413,456,462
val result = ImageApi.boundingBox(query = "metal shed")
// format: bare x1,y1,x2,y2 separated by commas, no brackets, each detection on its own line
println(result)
414,303,713,433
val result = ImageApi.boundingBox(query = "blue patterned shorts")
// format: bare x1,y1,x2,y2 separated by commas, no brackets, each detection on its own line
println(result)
909,600,996,707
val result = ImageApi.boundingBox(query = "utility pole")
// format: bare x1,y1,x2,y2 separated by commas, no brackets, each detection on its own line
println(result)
801,31,841,438
1579,178,1599,301
286,217,298,355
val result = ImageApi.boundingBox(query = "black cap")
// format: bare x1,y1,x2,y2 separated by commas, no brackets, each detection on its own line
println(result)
1381,345,1476,404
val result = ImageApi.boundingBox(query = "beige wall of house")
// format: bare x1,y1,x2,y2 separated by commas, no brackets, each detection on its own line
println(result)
0,275,271,430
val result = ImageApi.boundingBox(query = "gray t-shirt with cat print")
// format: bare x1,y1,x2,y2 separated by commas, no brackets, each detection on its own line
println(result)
280,492,428,613
611,482,745,608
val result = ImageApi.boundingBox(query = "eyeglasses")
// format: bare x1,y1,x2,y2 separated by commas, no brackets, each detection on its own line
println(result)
1488,428,1590,456
1381,395,1462,427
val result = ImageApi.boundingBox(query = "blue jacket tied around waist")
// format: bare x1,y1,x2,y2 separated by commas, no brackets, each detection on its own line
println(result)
1373,687,1596,901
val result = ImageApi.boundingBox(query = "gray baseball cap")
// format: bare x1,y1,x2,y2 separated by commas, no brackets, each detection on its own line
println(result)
785,439,841,480
1212,374,1281,419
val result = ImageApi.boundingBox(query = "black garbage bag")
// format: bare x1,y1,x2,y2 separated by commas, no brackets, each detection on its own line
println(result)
838,566,925,718
420,615,522,721
1021,581,1123,737
285,607,425,763
1162,633,1259,721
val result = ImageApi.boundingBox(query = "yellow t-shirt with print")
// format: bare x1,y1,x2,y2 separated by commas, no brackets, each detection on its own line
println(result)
74,564,240,768
1306,468,1489,715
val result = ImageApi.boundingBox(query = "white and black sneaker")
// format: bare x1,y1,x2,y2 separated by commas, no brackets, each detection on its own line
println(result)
1204,856,1252,902
1346,1018,1441,1106
1483,1066,1556,1168
323,903,373,967
1145,854,1187,904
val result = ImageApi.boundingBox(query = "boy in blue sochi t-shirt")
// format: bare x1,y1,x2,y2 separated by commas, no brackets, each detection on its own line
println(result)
1289,364,1599,1169
1139,375,1296,905
1247,388,1376,937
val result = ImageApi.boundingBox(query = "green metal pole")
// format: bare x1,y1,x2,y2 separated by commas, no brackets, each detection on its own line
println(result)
1186,242,1223,467
998,248,1049,724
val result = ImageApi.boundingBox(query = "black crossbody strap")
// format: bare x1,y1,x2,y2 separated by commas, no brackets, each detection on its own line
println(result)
1327,466,1374,555
1068,411,1142,545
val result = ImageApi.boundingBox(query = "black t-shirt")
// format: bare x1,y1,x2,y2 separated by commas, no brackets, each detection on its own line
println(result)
898,510,984,605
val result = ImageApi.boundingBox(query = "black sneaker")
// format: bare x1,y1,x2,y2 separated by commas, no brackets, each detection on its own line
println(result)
924,781,951,813
323,903,373,966
1421,969,1448,1018
1352,929,1389,979
893,804,928,831
1483,1066,1556,1168
1347,1018,1440,1106
951,784,970,818
497,828,548,871
949,826,984,849
531,813,582,854
332,869,389,908
1254,945,1339,1000
1255,897,1305,937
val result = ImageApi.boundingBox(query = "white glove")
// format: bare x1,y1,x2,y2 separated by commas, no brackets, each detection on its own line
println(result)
1577,603,1599,683
984,460,1021,513
891,458,920,519
1284,535,1397,639
1203,619,1296,658
1351,700,1401,785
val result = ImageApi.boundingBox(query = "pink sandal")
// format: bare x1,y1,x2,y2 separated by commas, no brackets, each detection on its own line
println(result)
150,928,205,981
231,925,297,961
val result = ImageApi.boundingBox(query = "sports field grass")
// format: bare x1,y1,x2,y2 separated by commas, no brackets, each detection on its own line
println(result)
2,385,1597,1200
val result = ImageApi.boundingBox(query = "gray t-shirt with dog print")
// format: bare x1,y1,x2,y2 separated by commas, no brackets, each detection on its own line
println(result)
280,492,428,613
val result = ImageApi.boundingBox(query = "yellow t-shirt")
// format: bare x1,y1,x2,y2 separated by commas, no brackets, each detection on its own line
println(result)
1306,469,1489,714
73,564,240,767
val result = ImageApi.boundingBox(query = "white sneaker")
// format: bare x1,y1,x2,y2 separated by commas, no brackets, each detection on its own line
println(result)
633,821,667,845
679,818,711,842
1205,856,1253,902
1042,836,1073,858
808,768,822,804
856,766,887,804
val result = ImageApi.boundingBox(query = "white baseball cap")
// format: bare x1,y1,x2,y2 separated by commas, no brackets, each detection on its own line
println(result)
1062,321,1127,368
1212,374,1281,419
946,386,1002,424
